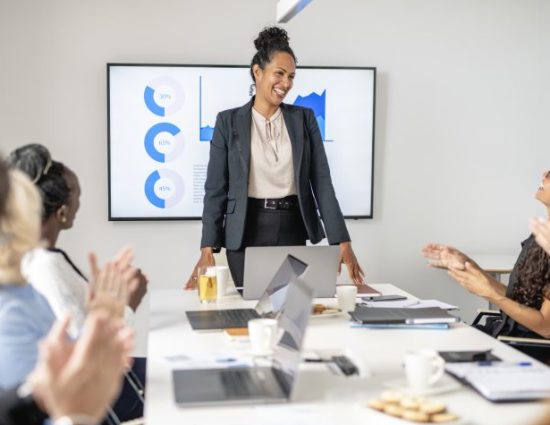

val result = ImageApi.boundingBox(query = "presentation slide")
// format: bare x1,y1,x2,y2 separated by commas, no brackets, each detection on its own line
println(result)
108,64,375,219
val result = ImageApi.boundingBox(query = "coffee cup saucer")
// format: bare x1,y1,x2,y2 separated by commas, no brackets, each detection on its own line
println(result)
383,375,462,396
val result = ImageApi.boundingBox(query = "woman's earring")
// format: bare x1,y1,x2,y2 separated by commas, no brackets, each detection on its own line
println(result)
61,217,67,224
248,83,256,97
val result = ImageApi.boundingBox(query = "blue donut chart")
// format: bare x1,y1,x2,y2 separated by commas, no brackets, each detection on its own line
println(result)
144,86,165,116
144,122,184,163
143,76,185,116
144,169,184,209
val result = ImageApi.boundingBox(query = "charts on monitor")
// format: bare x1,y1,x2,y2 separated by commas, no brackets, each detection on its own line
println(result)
108,64,375,220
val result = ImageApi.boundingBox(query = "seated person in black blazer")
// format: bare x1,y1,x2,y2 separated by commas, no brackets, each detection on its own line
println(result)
422,169,550,339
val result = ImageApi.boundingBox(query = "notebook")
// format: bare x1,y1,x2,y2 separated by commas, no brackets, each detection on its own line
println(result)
445,362,550,401
349,306,460,325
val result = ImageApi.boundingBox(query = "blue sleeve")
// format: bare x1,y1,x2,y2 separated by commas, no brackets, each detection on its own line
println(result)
0,303,40,390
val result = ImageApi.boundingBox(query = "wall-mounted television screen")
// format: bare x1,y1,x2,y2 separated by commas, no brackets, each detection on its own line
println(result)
107,64,375,220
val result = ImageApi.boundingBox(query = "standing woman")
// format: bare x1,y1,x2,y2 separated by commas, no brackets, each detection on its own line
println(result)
186,27,365,289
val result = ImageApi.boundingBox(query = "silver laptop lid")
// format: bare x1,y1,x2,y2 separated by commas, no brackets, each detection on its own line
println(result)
243,246,340,299
255,254,308,316
270,277,314,396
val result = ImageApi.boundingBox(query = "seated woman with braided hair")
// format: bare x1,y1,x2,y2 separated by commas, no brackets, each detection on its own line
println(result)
422,169,550,339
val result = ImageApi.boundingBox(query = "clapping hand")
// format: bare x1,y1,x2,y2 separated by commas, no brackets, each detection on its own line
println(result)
421,244,474,270
28,311,133,422
447,261,501,301
87,252,130,319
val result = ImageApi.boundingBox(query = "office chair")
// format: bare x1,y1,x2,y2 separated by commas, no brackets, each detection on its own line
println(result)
472,310,550,365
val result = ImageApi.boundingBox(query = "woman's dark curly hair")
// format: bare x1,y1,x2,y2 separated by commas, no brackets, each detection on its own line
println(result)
250,26,297,82
7,144,70,223
511,239,550,309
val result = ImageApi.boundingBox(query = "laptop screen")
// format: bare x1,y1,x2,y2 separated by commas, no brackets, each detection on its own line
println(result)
271,277,314,394
255,254,308,316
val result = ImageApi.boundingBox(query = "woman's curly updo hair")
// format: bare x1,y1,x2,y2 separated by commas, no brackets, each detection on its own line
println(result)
7,144,70,223
250,26,297,82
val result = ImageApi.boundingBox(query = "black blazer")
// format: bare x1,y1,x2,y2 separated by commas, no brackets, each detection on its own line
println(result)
201,98,350,251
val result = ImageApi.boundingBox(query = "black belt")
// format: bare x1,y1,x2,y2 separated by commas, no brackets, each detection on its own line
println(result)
248,196,299,210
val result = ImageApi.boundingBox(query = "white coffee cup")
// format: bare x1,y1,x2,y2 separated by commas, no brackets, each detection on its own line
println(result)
403,349,445,392
336,285,358,312
215,266,229,298
248,318,278,355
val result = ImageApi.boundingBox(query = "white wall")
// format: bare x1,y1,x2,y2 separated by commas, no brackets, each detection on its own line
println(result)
1,0,550,346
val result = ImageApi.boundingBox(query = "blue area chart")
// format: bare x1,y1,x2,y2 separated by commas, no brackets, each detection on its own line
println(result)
198,75,327,141
144,76,185,116
144,123,185,163
144,169,184,209
198,76,214,141
293,90,326,141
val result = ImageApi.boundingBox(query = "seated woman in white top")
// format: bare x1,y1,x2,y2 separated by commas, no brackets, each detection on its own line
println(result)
9,144,148,421
8,144,148,338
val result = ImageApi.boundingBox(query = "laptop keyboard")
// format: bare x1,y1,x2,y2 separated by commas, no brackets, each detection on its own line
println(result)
217,309,259,326
221,369,263,397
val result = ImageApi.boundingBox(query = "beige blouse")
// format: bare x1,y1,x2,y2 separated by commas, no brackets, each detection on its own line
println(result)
248,107,296,198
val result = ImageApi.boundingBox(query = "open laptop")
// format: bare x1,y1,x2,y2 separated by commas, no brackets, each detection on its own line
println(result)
173,277,314,406
185,254,307,330
243,245,340,299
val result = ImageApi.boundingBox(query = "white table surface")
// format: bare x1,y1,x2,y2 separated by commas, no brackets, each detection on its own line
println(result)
145,284,547,425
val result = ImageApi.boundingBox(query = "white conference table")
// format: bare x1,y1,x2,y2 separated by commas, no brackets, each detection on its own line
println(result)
145,284,547,425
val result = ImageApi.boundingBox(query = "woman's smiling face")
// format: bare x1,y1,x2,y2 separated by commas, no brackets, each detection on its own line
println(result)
253,51,296,109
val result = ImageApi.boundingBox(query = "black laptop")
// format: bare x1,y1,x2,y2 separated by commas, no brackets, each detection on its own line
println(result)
185,254,307,330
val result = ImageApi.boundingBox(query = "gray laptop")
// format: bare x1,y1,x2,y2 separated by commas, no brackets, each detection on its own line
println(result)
349,306,460,325
185,255,307,330
173,277,314,406
243,246,340,299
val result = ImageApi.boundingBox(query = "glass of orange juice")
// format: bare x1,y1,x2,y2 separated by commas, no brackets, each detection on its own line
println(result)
197,266,217,304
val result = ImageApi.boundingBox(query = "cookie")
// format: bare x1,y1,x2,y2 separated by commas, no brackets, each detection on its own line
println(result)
312,304,326,314
419,402,447,415
383,404,404,417
400,396,424,410
366,398,385,411
380,390,403,404
431,413,460,423
401,409,430,423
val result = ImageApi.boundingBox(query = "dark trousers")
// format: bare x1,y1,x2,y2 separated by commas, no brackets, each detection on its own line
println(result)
226,205,308,288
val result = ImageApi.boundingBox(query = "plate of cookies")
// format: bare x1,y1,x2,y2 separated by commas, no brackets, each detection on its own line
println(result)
366,390,462,423
311,303,342,318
